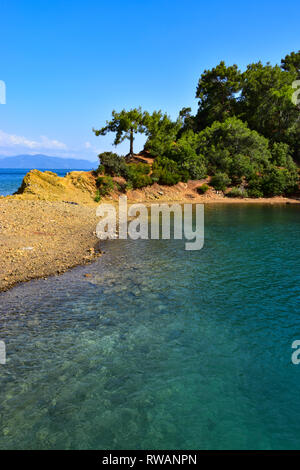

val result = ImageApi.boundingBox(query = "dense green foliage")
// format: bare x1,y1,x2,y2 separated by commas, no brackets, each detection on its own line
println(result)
96,153,153,190
125,163,152,189
227,187,248,198
96,175,115,197
195,61,242,128
97,152,127,176
240,62,298,143
94,190,101,203
94,51,299,197
281,50,300,76
210,173,232,191
143,111,181,158
197,184,210,194
152,157,189,185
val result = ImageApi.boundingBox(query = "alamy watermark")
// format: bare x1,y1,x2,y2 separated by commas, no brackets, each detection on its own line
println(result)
291,340,300,365
96,196,204,251
0,80,6,104
0,341,6,365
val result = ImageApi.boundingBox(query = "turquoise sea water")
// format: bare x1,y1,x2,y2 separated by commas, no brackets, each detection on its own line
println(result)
0,204,299,449
0,169,87,196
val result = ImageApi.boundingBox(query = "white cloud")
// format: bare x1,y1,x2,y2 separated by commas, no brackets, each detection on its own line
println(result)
0,130,67,151
0,130,103,161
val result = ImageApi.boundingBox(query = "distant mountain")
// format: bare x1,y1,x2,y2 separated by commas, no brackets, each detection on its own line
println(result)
0,154,98,170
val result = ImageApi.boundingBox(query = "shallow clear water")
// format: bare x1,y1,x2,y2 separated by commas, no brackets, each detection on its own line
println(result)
0,204,299,449
0,169,87,196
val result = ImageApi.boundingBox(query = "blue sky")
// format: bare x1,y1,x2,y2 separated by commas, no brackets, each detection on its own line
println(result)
0,0,299,161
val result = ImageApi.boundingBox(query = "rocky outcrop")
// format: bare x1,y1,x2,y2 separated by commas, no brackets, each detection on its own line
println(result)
15,169,97,204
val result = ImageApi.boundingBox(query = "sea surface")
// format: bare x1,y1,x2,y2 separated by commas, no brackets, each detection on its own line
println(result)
0,205,299,449
0,168,88,196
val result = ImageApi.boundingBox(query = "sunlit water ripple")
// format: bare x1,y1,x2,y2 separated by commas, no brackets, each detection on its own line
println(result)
0,204,299,449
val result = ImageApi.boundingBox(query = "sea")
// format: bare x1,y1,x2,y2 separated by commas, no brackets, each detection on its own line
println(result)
0,203,299,449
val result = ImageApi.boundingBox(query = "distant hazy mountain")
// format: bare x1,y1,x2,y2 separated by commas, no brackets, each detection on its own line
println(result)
0,154,98,170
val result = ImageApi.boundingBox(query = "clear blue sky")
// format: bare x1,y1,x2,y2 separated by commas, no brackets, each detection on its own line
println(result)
0,0,299,160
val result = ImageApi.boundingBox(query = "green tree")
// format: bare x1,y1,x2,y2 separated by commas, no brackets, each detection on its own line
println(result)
195,61,242,130
270,142,291,166
239,62,298,142
195,117,271,176
177,107,195,136
285,121,300,163
144,110,182,158
167,130,207,179
93,108,146,157
261,167,298,196
281,50,300,76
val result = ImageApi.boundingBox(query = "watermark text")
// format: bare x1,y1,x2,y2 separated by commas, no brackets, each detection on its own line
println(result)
96,196,204,251
0,341,6,365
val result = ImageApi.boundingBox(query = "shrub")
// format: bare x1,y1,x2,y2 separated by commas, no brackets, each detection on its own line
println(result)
97,152,127,176
151,169,181,185
229,154,254,185
115,182,126,193
247,173,263,195
130,173,152,189
197,184,210,194
247,188,264,198
210,173,231,191
183,160,207,180
128,162,151,175
152,156,186,185
261,167,298,196
126,163,152,189
152,156,179,172
125,181,133,191
94,189,101,202
96,175,114,196
246,164,298,197
227,187,248,198
166,131,207,179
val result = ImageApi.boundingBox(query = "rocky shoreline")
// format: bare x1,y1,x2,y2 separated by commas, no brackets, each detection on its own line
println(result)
0,169,299,292
0,198,101,292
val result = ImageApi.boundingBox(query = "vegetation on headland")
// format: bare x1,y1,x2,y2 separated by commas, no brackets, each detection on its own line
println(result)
93,51,300,200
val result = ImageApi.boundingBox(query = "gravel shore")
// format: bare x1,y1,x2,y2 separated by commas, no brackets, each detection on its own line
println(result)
0,198,100,292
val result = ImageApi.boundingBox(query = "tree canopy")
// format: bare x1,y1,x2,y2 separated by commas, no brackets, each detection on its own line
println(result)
281,50,300,76
94,50,299,198
93,108,147,156
195,61,242,129
239,62,298,143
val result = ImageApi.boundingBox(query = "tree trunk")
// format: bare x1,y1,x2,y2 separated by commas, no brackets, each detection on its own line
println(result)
130,128,134,156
